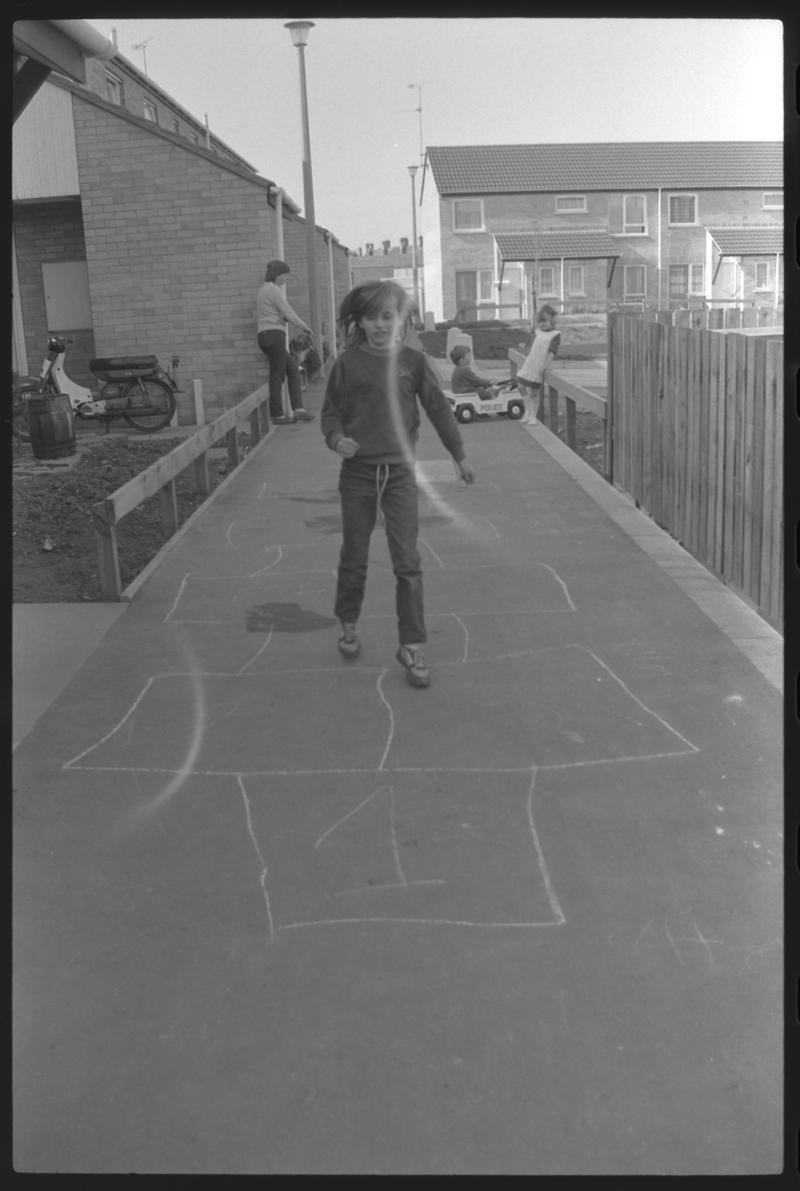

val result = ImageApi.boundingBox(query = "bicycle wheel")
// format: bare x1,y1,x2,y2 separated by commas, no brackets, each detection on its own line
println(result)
122,378,176,432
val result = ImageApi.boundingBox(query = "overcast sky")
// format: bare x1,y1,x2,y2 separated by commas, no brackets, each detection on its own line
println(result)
87,17,783,253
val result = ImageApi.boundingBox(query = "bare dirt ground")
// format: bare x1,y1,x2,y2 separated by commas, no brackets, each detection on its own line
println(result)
12,401,605,604
12,431,248,603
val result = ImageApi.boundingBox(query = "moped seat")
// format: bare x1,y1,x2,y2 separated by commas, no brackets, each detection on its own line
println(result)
90,355,159,375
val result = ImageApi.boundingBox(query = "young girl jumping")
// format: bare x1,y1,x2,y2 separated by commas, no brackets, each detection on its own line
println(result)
320,281,475,688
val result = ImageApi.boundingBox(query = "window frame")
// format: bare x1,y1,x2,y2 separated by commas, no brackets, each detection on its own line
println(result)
754,260,770,290
623,264,646,300
103,70,123,104
538,265,557,296
668,193,698,226
762,192,783,210
668,264,690,300
143,98,158,123
452,198,485,233
623,193,647,235
567,264,585,296
555,194,587,214
689,263,705,295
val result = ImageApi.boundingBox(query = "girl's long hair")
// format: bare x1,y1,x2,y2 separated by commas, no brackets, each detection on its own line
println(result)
338,280,412,347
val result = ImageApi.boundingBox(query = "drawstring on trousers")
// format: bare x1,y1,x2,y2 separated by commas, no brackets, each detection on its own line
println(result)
375,463,390,527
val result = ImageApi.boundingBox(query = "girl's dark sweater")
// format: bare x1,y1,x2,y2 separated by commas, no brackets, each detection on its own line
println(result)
321,343,465,466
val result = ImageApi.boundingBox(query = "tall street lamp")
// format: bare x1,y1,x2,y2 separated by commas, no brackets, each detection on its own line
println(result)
408,164,420,314
285,20,322,366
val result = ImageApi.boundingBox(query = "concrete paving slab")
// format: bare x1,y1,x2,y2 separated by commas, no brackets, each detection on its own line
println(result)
13,377,782,1175
12,603,128,749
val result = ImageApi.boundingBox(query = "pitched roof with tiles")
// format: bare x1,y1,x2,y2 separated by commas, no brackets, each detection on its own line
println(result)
707,226,783,255
495,230,621,261
426,143,783,194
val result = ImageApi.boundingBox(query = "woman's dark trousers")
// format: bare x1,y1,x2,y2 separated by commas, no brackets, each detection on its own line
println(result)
257,329,304,418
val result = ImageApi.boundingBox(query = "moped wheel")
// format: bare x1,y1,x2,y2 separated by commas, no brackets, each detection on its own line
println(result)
121,379,176,432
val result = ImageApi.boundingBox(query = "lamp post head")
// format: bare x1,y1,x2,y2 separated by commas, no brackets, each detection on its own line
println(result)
407,165,418,179
285,20,315,48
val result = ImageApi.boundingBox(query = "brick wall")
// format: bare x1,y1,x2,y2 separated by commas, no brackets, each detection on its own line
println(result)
13,199,97,380
72,94,280,422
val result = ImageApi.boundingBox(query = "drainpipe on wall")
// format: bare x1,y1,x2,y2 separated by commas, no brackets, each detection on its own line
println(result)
775,251,780,313
326,231,337,363
273,187,285,259
657,187,662,308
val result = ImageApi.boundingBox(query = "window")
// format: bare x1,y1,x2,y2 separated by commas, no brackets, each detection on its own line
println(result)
143,99,158,123
755,261,770,290
538,266,556,296
669,265,688,299
668,194,697,225
103,70,122,104
689,264,704,295
172,117,180,134
567,265,585,295
762,192,783,209
190,132,199,144
624,264,646,299
454,269,494,317
452,199,484,232
555,195,587,213
623,194,646,234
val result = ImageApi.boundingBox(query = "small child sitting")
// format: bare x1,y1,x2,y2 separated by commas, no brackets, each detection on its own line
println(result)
449,346,508,400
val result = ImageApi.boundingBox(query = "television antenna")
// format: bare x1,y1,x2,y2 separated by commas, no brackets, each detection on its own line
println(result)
132,36,153,76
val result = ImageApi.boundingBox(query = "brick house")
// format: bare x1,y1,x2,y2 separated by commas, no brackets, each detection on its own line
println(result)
12,43,351,422
419,142,783,323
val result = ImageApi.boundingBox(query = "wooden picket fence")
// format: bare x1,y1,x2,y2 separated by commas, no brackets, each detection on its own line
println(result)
608,313,783,630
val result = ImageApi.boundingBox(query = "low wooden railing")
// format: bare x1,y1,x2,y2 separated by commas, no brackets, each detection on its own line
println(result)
92,385,269,600
508,348,610,479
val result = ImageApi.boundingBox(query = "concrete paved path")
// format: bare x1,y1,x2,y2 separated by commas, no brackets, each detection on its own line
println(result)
13,376,782,1174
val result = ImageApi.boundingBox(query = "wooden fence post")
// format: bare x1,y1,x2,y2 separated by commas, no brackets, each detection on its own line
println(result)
92,501,122,601
226,427,240,470
605,312,615,483
159,479,179,539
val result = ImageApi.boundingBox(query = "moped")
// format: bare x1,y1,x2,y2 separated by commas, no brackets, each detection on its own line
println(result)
13,335,180,436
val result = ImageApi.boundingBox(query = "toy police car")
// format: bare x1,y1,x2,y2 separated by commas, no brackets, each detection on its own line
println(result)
444,381,525,424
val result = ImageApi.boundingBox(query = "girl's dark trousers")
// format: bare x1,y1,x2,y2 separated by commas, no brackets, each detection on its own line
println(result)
335,459,426,646
257,329,304,418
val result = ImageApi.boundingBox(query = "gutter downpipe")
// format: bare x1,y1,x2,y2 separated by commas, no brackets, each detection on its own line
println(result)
326,230,337,364
274,186,285,258
657,187,662,310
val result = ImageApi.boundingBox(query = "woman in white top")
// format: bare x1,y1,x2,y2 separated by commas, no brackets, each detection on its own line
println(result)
256,260,315,424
